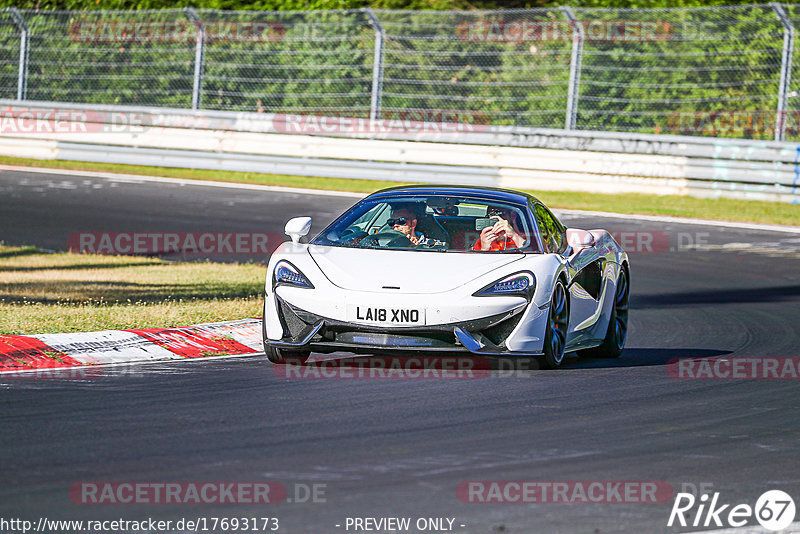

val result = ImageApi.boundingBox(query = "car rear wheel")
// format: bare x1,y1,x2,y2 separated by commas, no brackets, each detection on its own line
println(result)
540,279,569,370
580,266,629,359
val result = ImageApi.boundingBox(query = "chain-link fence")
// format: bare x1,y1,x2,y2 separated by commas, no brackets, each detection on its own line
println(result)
2,5,800,141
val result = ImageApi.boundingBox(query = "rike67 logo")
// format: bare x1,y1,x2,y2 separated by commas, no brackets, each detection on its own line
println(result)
668,490,796,531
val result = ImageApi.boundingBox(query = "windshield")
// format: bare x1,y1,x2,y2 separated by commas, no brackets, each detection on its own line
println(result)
311,194,541,253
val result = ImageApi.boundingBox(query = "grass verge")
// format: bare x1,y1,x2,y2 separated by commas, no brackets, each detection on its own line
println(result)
0,155,798,226
0,245,263,335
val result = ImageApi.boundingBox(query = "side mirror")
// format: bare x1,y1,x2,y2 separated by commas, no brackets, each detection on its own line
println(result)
285,217,312,244
565,229,596,255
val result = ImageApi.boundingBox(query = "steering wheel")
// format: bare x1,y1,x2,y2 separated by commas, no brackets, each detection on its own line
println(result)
361,229,414,248
338,228,368,243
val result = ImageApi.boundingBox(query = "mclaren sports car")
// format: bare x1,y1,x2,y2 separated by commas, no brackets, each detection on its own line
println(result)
262,185,630,369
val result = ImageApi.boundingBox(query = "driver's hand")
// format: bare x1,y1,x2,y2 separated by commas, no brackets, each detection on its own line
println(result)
408,234,420,245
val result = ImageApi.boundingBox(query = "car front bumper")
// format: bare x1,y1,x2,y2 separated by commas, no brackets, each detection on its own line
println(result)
265,295,544,357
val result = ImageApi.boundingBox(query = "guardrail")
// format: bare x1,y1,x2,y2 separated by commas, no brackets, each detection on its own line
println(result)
0,100,798,203
4,6,800,143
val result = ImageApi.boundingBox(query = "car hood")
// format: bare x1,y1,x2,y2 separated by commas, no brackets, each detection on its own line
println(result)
308,245,525,294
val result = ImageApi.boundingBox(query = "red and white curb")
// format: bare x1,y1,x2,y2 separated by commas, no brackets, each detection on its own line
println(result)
0,318,264,374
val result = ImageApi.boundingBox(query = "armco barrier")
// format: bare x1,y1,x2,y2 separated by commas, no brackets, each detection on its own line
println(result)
0,100,798,203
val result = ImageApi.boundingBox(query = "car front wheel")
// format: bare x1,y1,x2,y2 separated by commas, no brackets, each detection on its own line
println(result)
541,279,569,370
264,345,310,365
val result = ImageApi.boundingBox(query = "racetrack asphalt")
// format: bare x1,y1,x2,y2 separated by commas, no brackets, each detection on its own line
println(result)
1,169,799,533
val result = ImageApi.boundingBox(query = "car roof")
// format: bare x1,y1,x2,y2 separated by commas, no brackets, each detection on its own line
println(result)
367,185,541,206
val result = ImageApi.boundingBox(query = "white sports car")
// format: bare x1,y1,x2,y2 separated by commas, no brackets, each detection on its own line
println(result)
263,185,629,369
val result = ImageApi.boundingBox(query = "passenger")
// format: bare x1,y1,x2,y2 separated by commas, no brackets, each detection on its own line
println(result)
473,206,527,251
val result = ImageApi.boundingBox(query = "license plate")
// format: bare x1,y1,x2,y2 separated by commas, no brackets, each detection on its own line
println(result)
347,305,425,326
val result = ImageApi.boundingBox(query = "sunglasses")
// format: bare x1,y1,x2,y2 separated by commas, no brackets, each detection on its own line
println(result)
387,217,410,226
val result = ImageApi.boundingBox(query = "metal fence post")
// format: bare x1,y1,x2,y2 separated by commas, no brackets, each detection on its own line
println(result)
561,6,583,131
185,7,205,111
772,3,794,142
7,8,28,101
363,8,384,121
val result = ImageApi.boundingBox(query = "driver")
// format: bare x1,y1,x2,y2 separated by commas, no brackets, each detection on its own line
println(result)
388,204,427,245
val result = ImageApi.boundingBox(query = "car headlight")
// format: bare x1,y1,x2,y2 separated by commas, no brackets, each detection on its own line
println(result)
473,271,535,300
273,260,314,289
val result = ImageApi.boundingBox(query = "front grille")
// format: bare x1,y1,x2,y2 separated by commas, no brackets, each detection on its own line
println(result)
334,330,458,349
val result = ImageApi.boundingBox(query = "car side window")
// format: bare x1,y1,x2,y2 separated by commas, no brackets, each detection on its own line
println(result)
534,204,567,254
353,203,389,233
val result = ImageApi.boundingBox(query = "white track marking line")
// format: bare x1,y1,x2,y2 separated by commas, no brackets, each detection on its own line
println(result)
555,208,800,234
0,164,364,198
2,164,799,234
